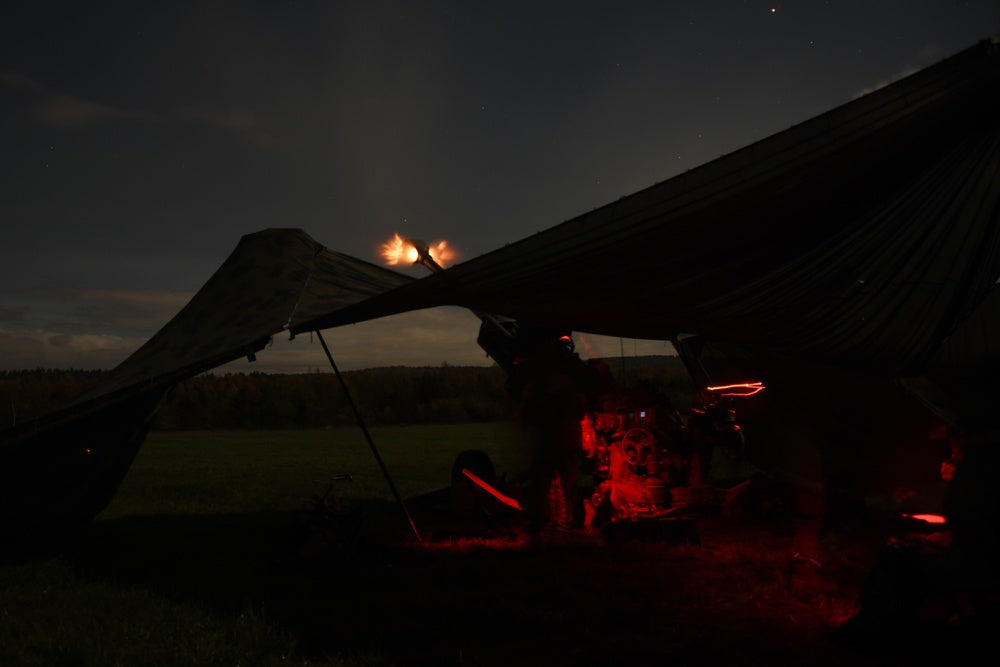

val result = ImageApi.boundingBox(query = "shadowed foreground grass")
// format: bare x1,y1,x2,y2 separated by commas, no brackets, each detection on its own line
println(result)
0,426,974,666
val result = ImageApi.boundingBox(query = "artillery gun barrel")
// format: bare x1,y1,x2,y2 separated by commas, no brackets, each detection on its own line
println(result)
406,238,519,374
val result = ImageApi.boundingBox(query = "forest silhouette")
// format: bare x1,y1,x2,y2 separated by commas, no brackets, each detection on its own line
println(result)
1,357,694,431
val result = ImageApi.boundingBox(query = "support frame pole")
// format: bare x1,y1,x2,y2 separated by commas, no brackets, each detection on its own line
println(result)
315,329,421,542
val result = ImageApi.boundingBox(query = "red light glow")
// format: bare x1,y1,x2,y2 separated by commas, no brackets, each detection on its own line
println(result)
416,533,532,552
705,382,765,397
903,513,947,525
462,468,523,511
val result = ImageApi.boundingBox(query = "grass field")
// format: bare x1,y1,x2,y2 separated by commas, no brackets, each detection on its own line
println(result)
2,425,520,666
0,424,971,666
102,424,526,518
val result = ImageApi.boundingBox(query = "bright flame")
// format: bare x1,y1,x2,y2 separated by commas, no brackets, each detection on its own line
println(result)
381,233,419,265
705,382,766,397
427,240,455,268
380,234,455,268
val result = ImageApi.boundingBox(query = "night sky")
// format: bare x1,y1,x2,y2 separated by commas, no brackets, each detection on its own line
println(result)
2,1,998,373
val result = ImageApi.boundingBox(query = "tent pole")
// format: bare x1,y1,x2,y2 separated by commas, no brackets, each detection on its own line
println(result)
314,329,422,543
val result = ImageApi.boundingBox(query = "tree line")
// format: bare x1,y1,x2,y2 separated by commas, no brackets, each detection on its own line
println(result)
154,366,517,429
0,358,697,431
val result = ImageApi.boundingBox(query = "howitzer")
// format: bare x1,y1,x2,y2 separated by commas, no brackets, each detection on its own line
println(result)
404,238,522,375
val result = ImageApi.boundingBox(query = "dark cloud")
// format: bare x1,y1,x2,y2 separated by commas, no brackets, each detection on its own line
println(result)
47,333,72,347
0,71,43,91
1,71,152,127
33,92,151,128
0,305,27,323
0,326,138,370
1,287,190,337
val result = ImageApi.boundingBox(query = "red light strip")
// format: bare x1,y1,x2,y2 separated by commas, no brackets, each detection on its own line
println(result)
704,382,765,397
462,468,524,511
902,513,947,525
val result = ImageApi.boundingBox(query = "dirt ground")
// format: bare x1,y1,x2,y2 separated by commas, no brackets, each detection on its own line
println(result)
271,486,990,667
66,484,994,667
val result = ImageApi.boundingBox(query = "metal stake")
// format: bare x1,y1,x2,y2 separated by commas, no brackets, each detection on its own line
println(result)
315,329,421,542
